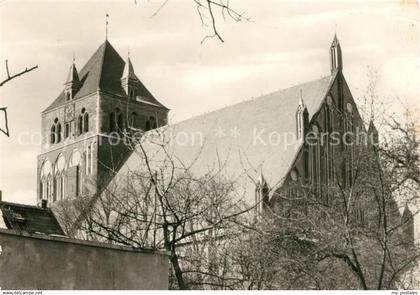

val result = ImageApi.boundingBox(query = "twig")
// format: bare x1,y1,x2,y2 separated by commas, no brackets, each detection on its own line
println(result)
151,0,170,17
0,107,9,136
0,61,38,87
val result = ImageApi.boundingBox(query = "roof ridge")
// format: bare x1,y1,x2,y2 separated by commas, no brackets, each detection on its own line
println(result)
173,74,334,125
97,40,110,91
0,201,43,210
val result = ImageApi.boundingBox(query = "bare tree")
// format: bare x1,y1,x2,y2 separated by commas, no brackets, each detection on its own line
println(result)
237,94,420,289
135,0,250,43
55,128,256,289
0,59,38,136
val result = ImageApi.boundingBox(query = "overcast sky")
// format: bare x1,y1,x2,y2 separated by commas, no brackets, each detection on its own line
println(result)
0,0,418,205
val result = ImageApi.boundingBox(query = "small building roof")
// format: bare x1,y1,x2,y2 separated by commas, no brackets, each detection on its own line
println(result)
0,201,65,236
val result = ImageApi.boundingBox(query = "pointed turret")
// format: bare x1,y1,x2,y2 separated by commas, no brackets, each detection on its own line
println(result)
296,91,309,140
122,56,136,81
65,63,80,84
255,169,269,215
298,95,306,110
258,169,267,187
330,34,343,73
121,54,138,100
64,60,81,101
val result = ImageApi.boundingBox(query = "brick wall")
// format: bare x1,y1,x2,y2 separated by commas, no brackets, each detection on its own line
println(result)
0,229,169,290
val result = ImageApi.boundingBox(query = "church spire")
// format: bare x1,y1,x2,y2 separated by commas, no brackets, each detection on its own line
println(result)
330,34,343,73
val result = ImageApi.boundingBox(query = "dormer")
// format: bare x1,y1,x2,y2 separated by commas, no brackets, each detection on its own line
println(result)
121,55,138,100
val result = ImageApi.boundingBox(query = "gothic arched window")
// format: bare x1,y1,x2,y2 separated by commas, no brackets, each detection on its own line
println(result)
53,154,66,202
77,108,88,135
109,112,116,132
53,176,59,202
61,174,66,200
324,105,333,186
40,159,52,201
78,115,83,135
83,112,89,133
109,108,123,133
85,144,93,175
150,116,157,129
311,125,321,194
50,125,56,144
344,104,354,187
39,181,43,201
130,112,137,128
50,118,61,144
117,110,124,131
47,175,53,203
56,123,62,143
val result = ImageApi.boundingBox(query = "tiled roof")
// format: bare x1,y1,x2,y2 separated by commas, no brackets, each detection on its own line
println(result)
0,201,65,235
120,72,337,203
43,40,166,112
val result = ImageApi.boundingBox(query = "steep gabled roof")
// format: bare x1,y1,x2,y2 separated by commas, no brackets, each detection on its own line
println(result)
0,201,65,235
120,72,337,203
43,40,166,113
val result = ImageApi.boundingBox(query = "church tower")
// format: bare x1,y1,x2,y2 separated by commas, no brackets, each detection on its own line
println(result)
37,40,169,206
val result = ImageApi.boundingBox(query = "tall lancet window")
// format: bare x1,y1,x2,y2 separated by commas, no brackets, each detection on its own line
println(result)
78,108,89,135
50,125,56,144
311,124,321,195
50,118,61,144
83,112,89,133
344,102,354,187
